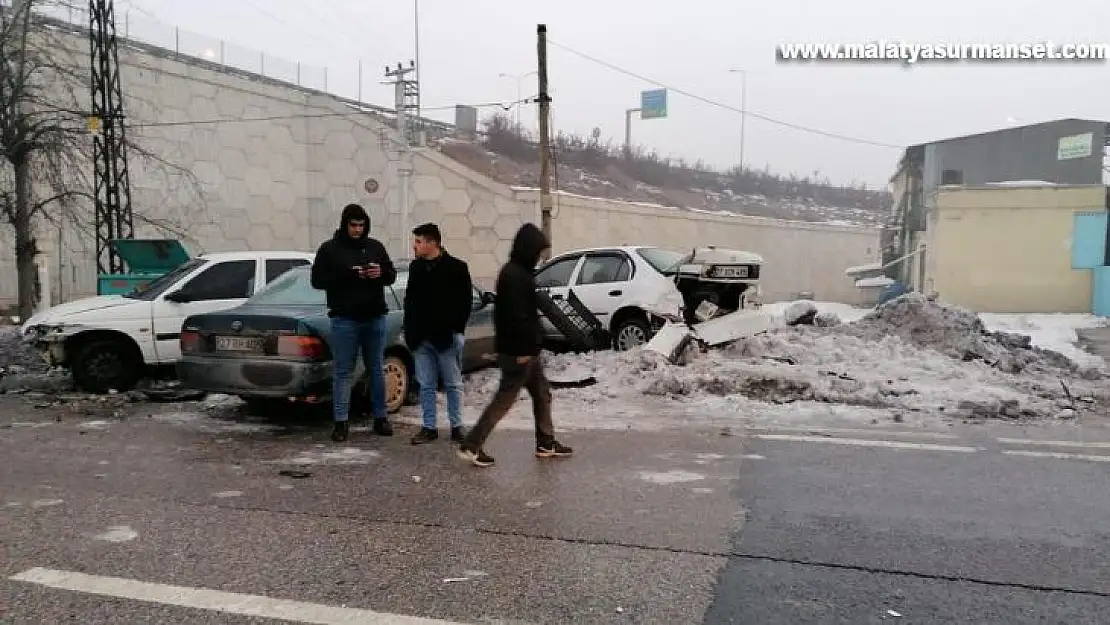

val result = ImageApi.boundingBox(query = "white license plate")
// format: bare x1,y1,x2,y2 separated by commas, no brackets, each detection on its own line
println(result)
717,265,749,278
215,336,263,352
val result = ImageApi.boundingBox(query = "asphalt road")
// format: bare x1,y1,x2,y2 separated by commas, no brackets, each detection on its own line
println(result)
3,393,1110,623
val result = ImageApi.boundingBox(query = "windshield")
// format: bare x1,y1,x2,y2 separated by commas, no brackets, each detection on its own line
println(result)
123,258,207,301
246,266,324,306
245,265,411,309
636,248,689,274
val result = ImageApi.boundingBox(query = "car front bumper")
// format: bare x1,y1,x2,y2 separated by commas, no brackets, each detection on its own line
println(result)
176,356,331,398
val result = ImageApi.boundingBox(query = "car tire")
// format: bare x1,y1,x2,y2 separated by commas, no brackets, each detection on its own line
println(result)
70,337,142,393
613,317,652,351
383,355,409,414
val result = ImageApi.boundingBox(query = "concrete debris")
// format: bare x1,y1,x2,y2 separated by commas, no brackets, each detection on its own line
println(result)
784,301,819,326
0,327,50,374
693,310,775,347
643,322,697,364
813,312,842,327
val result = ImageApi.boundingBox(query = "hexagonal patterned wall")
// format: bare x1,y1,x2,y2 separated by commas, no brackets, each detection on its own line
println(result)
0,29,880,307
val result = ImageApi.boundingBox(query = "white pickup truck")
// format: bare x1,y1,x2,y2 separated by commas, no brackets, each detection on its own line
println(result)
21,249,315,393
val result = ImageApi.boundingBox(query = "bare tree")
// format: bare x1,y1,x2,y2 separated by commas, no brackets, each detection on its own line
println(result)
0,0,200,319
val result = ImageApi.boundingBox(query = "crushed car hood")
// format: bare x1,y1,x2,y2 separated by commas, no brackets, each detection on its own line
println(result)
688,247,764,265
22,295,139,332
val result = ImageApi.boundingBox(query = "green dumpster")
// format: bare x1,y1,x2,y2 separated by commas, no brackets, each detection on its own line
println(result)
96,239,190,295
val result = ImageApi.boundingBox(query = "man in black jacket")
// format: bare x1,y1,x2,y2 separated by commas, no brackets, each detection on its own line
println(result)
458,222,573,467
310,203,397,442
404,222,473,445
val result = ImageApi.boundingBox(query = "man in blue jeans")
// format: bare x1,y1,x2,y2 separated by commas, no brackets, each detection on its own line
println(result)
310,203,397,442
403,222,473,445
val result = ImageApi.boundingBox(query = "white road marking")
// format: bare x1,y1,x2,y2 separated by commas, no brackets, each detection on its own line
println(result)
9,567,468,624
752,434,978,453
998,438,1110,449
1002,450,1110,463
747,426,959,440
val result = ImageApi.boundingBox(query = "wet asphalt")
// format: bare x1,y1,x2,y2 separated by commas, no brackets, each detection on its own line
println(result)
3,394,1110,623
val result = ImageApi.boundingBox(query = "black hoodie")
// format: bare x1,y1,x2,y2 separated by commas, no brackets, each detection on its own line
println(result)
310,204,396,319
493,222,549,356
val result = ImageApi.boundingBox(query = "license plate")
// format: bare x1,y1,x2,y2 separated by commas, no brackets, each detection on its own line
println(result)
716,265,749,278
215,336,263,352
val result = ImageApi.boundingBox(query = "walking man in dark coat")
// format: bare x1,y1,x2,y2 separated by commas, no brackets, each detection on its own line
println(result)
404,222,473,445
458,222,573,467
310,203,397,442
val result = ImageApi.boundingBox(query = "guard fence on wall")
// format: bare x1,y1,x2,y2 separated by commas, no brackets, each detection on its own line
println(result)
6,1,395,108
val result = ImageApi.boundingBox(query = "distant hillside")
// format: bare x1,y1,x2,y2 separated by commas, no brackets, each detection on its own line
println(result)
432,114,892,226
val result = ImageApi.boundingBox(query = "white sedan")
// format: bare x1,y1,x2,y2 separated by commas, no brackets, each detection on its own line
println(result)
534,245,764,350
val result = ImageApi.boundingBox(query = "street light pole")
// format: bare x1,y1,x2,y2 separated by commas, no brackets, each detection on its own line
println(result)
500,70,537,130
729,68,747,172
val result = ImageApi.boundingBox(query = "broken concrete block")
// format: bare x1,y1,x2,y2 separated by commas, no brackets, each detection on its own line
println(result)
693,310,775,347
643,322,695,363
694,300,722,322
784,301,818,326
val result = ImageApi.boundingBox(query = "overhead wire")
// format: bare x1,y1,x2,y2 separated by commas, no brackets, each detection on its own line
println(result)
548,39,902,149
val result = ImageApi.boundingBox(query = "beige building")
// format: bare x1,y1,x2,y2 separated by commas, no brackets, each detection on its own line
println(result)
919,183,1106,313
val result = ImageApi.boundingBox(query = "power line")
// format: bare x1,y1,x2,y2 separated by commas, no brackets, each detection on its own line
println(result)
548,40,902,149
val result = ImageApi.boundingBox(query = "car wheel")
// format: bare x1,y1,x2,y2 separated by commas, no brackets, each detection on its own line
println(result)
613,317,652,351
70,337,142,393
383,355,409,414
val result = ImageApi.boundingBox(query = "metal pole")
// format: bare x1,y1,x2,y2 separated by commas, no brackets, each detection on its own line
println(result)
414,0,420,119
358,60,363,102
174,27,179,53
537,24,552,253
730,68,747,172
516,77,522,130
740,72,747,172
624,108,641,158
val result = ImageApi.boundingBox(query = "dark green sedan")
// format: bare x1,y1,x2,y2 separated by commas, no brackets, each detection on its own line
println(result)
175,262,496,414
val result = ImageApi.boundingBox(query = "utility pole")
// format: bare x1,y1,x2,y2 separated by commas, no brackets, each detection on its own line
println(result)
89,0,134,279
536,24,552,253
385,61,418,254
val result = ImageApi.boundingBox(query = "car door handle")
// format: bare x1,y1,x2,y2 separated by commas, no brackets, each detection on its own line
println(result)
609,290,622,296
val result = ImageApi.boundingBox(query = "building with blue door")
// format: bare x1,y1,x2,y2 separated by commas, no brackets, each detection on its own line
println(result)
887,119,1110,315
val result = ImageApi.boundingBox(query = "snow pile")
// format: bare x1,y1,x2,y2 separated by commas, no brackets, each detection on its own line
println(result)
979,312,1107,370
837,294,1088,376
461,294,1106,427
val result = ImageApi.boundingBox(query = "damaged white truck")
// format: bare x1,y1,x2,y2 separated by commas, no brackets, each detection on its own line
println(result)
534,245,764,351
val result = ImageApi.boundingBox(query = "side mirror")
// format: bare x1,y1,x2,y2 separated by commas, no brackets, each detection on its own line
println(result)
164,290,192,303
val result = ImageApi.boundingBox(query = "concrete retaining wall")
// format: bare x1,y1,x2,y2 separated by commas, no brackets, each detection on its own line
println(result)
0,25,879,309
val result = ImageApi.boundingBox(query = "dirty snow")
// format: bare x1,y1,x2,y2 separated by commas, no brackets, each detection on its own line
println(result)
455,294,1107,432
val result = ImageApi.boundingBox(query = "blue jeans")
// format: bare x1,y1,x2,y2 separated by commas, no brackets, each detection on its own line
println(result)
330,315,387,423
414,333,464,429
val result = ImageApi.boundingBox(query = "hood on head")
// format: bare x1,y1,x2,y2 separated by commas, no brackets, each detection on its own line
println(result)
334,203,370,241
508,222,549,269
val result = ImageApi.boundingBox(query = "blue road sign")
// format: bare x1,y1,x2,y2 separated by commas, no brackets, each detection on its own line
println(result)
641,88,667,119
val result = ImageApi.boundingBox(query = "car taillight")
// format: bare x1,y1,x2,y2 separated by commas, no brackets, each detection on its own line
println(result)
277,335,326,359
180,330,203,353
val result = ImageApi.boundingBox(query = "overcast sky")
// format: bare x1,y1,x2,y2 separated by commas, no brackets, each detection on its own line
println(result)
119,0,1110,188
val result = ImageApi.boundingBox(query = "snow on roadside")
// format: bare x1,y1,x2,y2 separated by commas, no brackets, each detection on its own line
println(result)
460,295,1107,433
978,312,1106,370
